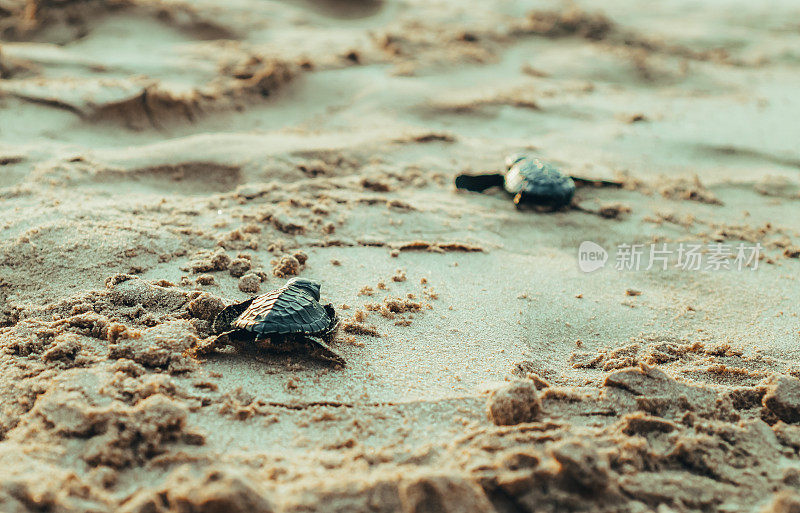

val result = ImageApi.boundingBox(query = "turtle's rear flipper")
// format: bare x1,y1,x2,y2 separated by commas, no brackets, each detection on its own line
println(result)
455,173,504,193
187,330,248,357
569,176,624,188
305,337,346,367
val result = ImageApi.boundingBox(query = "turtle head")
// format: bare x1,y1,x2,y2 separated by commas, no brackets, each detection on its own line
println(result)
504,152,530,170
286,277,322,301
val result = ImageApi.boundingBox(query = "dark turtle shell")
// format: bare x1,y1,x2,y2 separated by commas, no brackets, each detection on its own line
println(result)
504,157,575,209
214,278,334,337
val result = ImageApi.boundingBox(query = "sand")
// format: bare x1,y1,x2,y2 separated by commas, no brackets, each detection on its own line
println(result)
1,0,800,511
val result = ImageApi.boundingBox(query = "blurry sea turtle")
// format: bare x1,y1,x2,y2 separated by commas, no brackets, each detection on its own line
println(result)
455,153,621,211
192,277,343,366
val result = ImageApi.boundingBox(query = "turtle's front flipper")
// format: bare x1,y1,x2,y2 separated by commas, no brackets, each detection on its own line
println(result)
455,173,504,193
305,336,346,367
187,329,248,357
186,332,231,357
211,298,255,334
321,303,340,345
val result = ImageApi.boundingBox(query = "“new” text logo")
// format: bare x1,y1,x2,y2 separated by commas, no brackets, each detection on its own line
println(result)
578,241,608,273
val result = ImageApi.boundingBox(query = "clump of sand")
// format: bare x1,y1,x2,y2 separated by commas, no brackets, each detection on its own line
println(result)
486,380,542,425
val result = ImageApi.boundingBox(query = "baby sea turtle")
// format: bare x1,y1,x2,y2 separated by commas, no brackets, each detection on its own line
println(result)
193,277,344,366
455,154,621,211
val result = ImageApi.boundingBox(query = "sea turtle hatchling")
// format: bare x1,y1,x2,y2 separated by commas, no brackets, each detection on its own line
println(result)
455,154,621,211
192,277,344,366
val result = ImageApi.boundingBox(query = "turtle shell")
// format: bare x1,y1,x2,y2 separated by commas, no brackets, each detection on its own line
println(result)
232,278,332,336
504,158,575,209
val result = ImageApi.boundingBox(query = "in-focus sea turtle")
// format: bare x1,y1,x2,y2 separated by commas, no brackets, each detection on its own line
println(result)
455,154,621,211
192,277,344,366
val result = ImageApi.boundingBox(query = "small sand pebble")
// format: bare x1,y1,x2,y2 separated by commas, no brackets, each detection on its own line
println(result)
228,258,252,278
599,202,632,219
293,251,308,265
487,380,542,426
272,254,302,278
196,274,215,286
211,251,231,271
188,293,225,320
238,273,261,293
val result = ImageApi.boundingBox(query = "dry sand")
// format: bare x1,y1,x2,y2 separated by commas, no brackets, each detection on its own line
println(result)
2,0,800,511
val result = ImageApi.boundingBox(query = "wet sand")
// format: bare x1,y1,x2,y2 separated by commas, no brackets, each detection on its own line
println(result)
1,0,800,511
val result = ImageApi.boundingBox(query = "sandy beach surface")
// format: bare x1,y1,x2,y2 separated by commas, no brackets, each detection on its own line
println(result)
2,0,800,511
